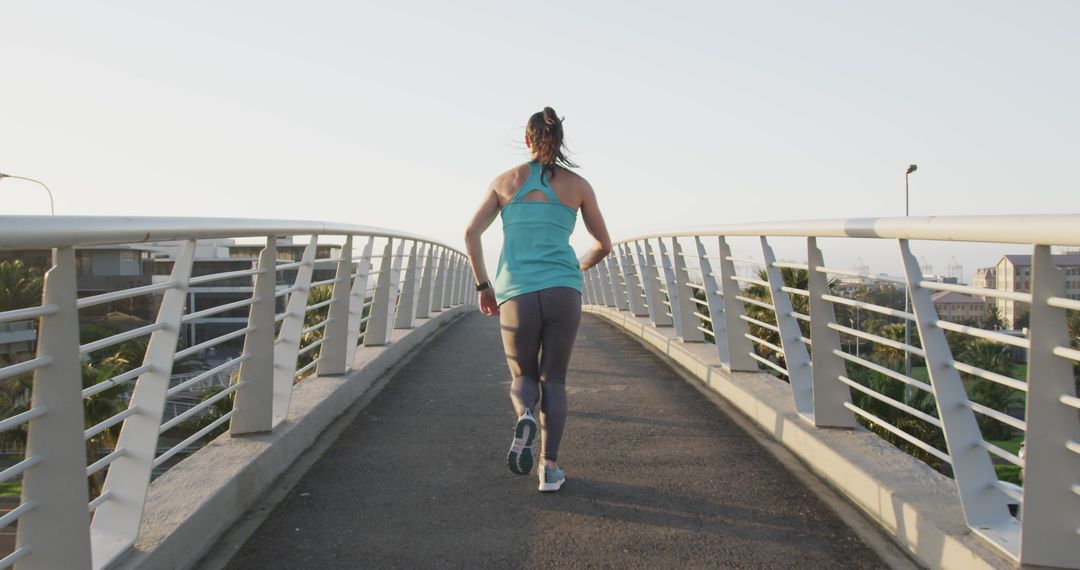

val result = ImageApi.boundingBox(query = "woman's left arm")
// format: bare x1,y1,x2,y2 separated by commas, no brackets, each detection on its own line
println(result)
464,184,502,315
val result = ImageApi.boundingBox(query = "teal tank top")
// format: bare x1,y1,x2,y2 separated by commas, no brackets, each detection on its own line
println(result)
493,162,584,304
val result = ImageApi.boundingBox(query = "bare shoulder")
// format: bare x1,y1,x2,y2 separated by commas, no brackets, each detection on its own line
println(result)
490,163,533,202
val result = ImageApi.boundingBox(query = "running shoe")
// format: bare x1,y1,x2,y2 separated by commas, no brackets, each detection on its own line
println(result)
538,464,566,492
506,410,537,475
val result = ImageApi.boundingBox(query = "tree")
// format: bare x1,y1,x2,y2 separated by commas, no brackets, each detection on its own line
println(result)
981,306,1006,331
0,260,42,314
958,339,1020,441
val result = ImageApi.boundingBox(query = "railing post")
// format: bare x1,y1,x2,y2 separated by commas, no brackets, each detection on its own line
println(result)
460,261,471,305
583,266,599,306
671,238,704,342
442,255,456,309
345,237,374,369
385,240,406,331
394,242,421,329
271,239,317,423
760,237,814,420
657,238,680,329
317,235,354,375
899,239,1014,545
231,237,278,434
1018,244,1080,567
432,249,448,313
716,237,757,371
415,244,434,319
91,240,196,568
595,255,614,307
619,243,648,317
806,237,855,428
365,239,395,346
606,255,628,310
450,254,463,307
695,237,730,365
635,239,669,328
17,246,92,570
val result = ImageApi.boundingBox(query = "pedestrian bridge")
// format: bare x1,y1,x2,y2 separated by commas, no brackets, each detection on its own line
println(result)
0,215,1077,569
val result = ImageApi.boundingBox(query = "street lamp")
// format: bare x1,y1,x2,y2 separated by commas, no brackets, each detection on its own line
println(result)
0,172,55,215
904,164,917,380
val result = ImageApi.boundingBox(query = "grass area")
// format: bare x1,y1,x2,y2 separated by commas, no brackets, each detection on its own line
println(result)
0,482,21,497
995,465,1023,485
987,437,1024,456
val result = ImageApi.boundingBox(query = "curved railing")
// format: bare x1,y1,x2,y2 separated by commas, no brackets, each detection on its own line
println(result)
581,214,1079,568
0,216,473,569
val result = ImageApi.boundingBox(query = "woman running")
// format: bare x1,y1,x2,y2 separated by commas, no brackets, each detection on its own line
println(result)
464,107,612,492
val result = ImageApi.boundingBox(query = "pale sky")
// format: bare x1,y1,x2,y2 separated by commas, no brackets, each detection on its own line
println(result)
2,1,1078,279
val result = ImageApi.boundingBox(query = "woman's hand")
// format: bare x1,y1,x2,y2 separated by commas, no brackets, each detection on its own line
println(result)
479,288,500,316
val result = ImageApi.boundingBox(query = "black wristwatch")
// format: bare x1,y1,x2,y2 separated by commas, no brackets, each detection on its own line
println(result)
475,281,491,292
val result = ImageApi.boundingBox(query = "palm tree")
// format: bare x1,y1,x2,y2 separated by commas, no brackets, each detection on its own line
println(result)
958,339,1020,441
981,306,1006,331
296,285,333,377
0,260,42,314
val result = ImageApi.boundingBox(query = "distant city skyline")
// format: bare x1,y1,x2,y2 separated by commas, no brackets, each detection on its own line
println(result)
2,2,1077,274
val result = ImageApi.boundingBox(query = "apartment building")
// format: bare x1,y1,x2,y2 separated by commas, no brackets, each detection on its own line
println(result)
976,253,1080,328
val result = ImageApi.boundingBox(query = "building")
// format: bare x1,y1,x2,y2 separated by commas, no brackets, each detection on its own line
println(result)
989,253,1080,328
931,291,988,324
973,266,996,291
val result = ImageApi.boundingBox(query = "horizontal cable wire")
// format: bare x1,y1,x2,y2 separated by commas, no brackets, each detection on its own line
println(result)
302,320,328,335
828,323,926,358
0,455,41,484
305,299,333,312
1061,394,1080,410
296,357,321,377
950,360,1027,392
967,401,1026,431
726,257,765,266
836,375,942,427
77,282,175,309
833,350,932,393
748,352,788,376
844,403,952,464
934,320,1030,349
160,383,242,433
735,295,774,311
88,490,113,511
0,545,30,569
298,338,324,356
1053,345,1080,363
740,314,780,333
0,356,53,382
730,275,769,287
995,481,1023,503
85,449,124,477
0,502,36,532
1047,296,1080,311
188,267,262,285
0,407,47,433
821,294,914,321
696,326,716,338
814,266,906,285
80,322,163,355
0,304,57,323
780,286,809,297
82,364,153,398
310,277,337,288
772,261,809,270
85,407,136,440
791,311,810,322
181,297,257,323
174,326,255,360
979,440,1024,467
692,311,713,323
153,410,236,468
167,356,246,396
919,280,1032,304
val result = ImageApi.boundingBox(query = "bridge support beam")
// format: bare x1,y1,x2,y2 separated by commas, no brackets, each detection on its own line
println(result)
716,237,756,371
318,235,355,375
232,237,278,434
271,239,317,423
671,238,704,342
805,237,855,428
760,237,814,422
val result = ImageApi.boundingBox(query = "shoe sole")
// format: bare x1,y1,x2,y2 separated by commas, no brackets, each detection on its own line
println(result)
506,415,537,475
538,477,565,492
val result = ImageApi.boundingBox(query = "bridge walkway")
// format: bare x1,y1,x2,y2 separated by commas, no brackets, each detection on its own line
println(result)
224,311,886,568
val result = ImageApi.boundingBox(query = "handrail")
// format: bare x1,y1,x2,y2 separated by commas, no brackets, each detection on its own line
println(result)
611,214,1080,246
0,215,466,254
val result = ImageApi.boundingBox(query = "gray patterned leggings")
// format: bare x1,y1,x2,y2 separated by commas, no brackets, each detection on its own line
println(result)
498,287,582,462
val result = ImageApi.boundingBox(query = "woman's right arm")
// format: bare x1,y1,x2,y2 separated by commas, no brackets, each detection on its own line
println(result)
578,180,612,271
464,182,502,316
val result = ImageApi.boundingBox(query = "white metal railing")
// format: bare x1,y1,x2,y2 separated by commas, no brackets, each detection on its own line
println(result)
0,216,473,570
582,215,1080,569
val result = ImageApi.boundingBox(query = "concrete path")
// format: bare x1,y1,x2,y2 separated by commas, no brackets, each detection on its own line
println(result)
226,312,885,569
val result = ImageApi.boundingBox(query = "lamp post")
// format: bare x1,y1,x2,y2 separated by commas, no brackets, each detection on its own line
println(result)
0,172,55,214
904,164,917,380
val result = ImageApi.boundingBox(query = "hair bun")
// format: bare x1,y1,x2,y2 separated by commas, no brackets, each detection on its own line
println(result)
542,107,558,126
